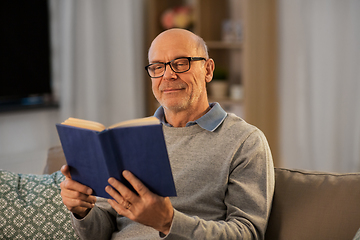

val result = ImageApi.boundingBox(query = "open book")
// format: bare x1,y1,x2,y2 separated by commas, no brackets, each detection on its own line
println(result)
60,116,161,132
56,117,176,199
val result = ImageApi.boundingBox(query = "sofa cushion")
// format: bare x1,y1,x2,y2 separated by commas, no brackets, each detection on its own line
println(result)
265,168,360,240
0,170,79,239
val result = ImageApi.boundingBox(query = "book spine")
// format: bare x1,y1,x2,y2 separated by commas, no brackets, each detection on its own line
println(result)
97,131,126,184
108,124,177,197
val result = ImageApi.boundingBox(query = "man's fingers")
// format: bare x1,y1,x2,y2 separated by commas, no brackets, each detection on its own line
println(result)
62,187,96,203
60,165,92,195
105,185,127,208
61,165,71,179
60,182,96,209
106,176,140,205
62,194,95,218
61,178,93,196
60,180,96,217
106,171,174,234
122,170,149,196
59,167,96,218
63,193,95,209
107,177,133,199
105,183,134,216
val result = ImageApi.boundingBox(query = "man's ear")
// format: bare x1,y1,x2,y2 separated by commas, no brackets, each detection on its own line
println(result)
204,58,215,83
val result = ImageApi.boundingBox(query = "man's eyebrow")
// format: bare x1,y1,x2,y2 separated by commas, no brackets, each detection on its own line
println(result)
149,56,189,64
148,60,162,64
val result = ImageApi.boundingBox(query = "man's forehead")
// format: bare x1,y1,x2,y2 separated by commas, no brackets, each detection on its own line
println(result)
148,34,198,61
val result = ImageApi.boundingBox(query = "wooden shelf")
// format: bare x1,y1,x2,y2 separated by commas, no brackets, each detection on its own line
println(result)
145,0,244,115
206,41,242,50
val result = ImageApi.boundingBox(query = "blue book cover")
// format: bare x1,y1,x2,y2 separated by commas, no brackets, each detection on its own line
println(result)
56,119,176,199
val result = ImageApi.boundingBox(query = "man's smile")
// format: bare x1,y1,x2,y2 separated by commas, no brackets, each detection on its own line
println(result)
162,88,185,93
159,82,187,94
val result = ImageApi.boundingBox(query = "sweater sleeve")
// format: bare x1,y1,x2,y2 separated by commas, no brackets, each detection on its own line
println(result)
164,129,275,240
70,197,117,240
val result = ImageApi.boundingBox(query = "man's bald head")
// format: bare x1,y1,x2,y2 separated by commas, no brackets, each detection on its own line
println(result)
148,28,209,60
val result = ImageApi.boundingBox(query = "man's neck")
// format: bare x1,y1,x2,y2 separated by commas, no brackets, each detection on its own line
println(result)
163,103,210,128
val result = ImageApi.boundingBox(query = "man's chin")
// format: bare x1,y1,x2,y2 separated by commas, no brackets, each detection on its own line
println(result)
161,100,188,112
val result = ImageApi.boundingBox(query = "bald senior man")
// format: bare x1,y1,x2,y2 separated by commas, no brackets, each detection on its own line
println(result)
60,28,275,240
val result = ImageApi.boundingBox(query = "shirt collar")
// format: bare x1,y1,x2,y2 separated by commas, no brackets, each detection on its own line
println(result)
154,102,227,132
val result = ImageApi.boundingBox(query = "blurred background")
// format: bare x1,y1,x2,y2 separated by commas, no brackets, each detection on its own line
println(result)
0,0,359,174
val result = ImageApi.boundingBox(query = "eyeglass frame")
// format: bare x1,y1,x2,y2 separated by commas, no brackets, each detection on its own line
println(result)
144,57,207,78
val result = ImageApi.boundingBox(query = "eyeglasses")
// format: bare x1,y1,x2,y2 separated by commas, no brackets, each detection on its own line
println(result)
145,57,206,78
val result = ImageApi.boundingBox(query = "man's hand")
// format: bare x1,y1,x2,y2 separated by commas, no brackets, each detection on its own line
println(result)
105,170,174,235
60,165,97,218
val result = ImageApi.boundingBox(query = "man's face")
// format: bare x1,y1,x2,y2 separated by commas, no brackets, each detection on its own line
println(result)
148,32,211,113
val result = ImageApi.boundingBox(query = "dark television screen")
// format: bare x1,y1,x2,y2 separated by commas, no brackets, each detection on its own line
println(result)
0,0,51,106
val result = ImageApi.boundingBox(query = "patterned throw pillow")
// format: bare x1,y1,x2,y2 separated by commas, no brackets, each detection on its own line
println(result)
0,170,79,239
354,228,360,240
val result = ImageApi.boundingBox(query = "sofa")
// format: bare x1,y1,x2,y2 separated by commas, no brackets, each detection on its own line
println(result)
265,168,360,240
1,146,360,239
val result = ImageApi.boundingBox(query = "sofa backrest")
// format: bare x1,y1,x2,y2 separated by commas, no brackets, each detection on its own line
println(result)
43,146,67,174
265,168,360,240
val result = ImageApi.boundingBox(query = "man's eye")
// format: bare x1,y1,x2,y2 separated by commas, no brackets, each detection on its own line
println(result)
174,62,187,67
150,65,163,71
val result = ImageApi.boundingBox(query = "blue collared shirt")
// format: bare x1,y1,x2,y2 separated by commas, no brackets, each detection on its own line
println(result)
154,102,228,132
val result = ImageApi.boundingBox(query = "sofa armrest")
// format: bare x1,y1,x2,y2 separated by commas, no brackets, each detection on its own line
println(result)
43,146,66,174
265,168,360,240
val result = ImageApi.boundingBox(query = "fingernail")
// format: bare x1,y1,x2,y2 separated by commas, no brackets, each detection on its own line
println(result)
123,170,130,177
106,186,115,194
108,178,115,184
87,188,93,195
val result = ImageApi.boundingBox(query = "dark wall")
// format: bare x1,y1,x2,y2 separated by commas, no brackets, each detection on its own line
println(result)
0,0,51,103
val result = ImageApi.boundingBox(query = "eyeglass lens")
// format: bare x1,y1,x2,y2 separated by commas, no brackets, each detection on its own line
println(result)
147,58,190,77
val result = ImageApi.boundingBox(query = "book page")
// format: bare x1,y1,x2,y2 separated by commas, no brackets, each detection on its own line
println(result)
61,118,106,132
109,116,160,129
61,116,160,131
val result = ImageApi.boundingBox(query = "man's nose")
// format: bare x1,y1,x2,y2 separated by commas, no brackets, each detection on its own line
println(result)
162,63,176,80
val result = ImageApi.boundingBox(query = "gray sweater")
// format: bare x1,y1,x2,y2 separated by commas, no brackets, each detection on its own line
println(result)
71,113,275,240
